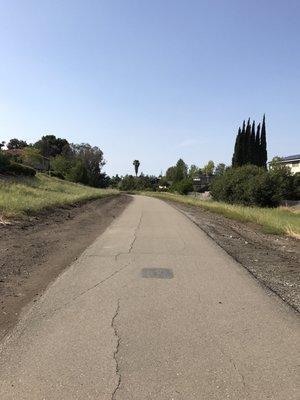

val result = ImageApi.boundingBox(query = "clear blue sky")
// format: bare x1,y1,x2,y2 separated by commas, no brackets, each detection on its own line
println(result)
1,0,299,176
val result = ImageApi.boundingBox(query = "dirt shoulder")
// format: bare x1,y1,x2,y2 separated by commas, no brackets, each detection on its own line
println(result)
165,199,300,312
0,194,131,339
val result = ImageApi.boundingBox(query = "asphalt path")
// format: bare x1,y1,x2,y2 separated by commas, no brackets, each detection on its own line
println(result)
0,195,299,399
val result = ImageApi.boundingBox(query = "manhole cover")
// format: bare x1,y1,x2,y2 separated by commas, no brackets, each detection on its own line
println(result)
141,268,174,279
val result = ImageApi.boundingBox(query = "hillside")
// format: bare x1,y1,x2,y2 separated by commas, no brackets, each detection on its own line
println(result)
0,173,118,219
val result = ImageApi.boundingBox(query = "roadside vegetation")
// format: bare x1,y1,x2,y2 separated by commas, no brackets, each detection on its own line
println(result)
1,115,299,235
117,116,299,237
0,174,117,219
143,192,300,237
0,135,110,188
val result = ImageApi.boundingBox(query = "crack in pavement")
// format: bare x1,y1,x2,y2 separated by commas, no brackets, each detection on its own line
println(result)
73,263,131,301
115,211,143,261
229,356,247,390
111,299,121,400
40,212,144,319
110,215,143,399
129,212,143,253
218,347,247,392
38,262,132,321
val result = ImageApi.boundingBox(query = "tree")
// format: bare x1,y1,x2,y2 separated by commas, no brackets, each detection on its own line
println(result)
119,174,159,191
255,123,261,166
188,164,199,178
245,118,252,164
250,121,256,164
0,141,5,150
174,159,188,181
7,138,28,150
133,160,140,176
260,114,268,169
98,172,111,188
172,179,193,195
119,175,137,191
67,159,88,184
0,150,10,172
232,127,242,167
22,147,43,166
232,116,267,168
240,120,247,165
71,143,105,187
165,166,177,181
110,174,122,188
34,135,70,158
203,160,215,176
50,154,72,177
215,163,226,176
268,156,284,170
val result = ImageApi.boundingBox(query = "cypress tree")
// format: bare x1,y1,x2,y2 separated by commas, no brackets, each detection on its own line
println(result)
255,123,261,166
260,114,267,169
245,118,252,164
232,116,267,168
240,120,246,165
232,127,242,167
250,121,256,164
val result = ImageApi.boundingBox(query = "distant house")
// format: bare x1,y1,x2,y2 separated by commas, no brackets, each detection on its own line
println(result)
192,175,213,192
274,155,300,174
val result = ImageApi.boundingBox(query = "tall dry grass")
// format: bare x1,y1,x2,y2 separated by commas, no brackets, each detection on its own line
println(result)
143,192,300,237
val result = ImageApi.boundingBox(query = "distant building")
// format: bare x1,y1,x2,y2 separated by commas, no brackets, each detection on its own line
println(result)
192,175,213,192
274,155,300,174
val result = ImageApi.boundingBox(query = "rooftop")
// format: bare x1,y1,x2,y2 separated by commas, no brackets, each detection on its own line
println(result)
280,154,300,162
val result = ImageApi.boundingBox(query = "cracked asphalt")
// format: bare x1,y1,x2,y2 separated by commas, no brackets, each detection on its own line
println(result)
0,195,299,399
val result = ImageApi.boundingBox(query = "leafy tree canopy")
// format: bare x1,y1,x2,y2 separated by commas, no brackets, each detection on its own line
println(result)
34,135,70,158
7,138,28,150
203,160,215,176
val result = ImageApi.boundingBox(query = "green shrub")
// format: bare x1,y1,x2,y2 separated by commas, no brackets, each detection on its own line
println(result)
119,175,137,191
50,155,71,177
66,160,89,185
210,165,295,207
0,151,11,173
49,171,65,180
171,179,193,195
119,174,158,191
9,162,36,176
291,173,300,200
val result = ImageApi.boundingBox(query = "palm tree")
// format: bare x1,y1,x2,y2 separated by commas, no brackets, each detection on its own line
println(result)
133,160,140,176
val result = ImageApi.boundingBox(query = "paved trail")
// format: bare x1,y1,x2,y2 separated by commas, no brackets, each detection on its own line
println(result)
0,196,299,399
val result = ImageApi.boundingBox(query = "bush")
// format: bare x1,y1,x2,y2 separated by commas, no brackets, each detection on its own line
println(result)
0,151,11,173
49,171,65,179
66,160,89,185
119,175,137,191
119,174,159,191
171,179,193,195
291,173,300,200
9,162,36,176
210,165,295,207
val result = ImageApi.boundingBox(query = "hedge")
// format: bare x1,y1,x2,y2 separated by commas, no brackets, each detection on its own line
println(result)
9,162,36,176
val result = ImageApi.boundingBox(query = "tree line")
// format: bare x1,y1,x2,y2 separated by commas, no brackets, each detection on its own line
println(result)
113,158,226,194
0,135,108,187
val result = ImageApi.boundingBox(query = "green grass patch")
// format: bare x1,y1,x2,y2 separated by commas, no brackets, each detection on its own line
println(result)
0,173,118,218
142,192,300,238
